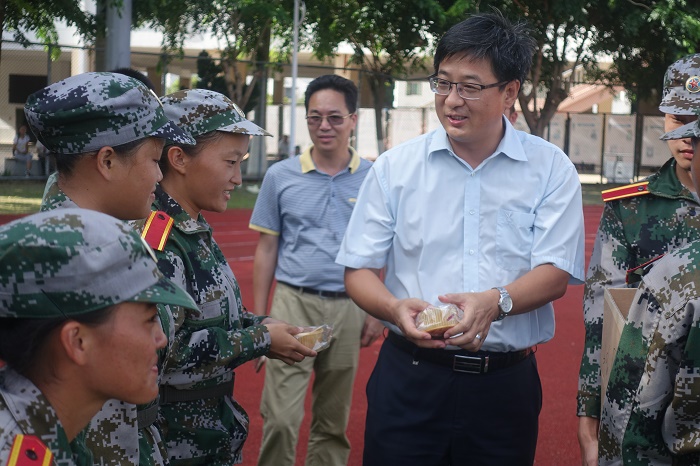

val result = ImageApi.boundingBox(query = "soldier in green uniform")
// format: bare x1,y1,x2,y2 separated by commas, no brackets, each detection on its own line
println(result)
145,89,316,465
24,72,195,466
599,117,700,465
577,54,700,463
0,209,197,466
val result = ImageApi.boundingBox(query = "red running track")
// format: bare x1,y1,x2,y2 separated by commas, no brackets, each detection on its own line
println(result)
204,205,604,466
0,204,604,465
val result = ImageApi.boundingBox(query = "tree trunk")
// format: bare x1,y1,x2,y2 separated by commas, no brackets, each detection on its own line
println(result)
0,0,6,68
369,76,386,155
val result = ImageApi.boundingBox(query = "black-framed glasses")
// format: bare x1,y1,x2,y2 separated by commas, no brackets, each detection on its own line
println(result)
428,75,510,100
305,114,354,127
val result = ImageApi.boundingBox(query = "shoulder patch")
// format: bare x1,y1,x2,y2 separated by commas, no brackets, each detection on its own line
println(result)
7,434,53,466
626,254,666,285
141,210,174,251
601,181,649,202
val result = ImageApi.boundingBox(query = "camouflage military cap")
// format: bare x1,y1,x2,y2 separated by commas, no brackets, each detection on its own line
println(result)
24,72,196,155
161,89,271,139
661,118,700,140
659,53,700,115
0,208,197,318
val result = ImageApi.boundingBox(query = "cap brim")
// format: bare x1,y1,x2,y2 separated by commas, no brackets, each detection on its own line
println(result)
218,119,272,137
151,120,197,145
129,276,198,310
660,120,700,140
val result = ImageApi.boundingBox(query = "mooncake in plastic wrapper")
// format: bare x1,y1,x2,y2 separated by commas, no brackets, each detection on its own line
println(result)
295,324,333,352
415,304,463,338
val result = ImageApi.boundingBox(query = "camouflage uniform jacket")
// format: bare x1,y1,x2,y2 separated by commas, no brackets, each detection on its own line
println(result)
599,241,700,465
0,368,92,466
40,178,170,466
578,158,700,417
149,186,270,466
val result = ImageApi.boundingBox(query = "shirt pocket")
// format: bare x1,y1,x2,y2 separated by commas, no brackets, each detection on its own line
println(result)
495,209,535,271
183,297,228,330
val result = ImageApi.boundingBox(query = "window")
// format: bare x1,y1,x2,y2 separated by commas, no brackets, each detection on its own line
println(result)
9,75,47,104
406,82,421,96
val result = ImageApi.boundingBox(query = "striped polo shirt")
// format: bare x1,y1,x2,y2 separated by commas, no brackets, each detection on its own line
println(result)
249,146,371,292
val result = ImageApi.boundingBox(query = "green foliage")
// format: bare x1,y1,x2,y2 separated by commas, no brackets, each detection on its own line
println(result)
306,0,447,153
140,0,293,111
588,0,700,105
195,51,229,96
2,0,95,59
195,50,260,113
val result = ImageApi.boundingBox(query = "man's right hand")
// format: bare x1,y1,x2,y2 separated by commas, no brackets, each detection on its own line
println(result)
264,322,317,365
391,298,448,349
577,416,599,466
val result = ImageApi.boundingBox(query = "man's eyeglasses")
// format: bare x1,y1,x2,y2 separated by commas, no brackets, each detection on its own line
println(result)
428,75,509,101
305,114,354,127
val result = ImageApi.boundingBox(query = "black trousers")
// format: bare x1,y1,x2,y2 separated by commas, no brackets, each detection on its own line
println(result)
362,337,542,466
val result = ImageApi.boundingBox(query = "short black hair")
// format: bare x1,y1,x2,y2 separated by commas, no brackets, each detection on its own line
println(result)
111,67,157,92
304,75,358,114
433,12,536,86
55,137,150,176
0,305,115,377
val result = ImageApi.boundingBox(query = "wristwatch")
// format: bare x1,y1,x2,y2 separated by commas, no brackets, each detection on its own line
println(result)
492,286,513,321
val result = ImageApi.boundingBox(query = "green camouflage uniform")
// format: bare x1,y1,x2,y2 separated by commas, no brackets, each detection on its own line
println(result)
597,61,700,464
0,209,197,466
40,179,174,466
26,71,194,466
578,53,700,419
578,159,700,417
148,89,272,465
598,240,700,465
0,368,92,466
150,186,270,465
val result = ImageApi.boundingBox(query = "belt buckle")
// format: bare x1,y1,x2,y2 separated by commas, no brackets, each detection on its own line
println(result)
453,354,486,374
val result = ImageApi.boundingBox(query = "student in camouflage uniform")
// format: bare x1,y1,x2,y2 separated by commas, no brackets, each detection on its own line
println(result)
577,54,700,463
24,72,194,466
0,209,197,466
148,89,316,465
599,118,700,465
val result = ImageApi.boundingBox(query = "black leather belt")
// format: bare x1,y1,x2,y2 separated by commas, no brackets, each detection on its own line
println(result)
278,281,349,299
387,331,533,374
159,375,235,404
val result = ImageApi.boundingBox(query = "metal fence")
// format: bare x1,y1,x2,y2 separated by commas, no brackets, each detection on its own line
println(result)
0,40,672,183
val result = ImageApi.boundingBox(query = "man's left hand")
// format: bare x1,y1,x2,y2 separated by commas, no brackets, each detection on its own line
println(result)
360,315,384,347
438,290,500,351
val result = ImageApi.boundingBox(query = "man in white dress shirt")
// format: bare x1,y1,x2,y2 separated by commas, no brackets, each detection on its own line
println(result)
336,12,585,466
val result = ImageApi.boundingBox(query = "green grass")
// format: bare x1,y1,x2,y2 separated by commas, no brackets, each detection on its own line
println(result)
0,179,613,215
0,181,47,214
0,180,262,215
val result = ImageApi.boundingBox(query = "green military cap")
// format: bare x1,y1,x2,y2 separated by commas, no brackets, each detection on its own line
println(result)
24,72,196,155
161,89,271,139
661,118,700,141
0,208,197,318
659,53,700,115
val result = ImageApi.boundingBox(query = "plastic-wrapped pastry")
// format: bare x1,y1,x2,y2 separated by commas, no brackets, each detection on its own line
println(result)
295,324,333,351
415,304,463,337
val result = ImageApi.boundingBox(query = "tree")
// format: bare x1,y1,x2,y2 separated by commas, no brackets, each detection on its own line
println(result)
442,0,700,136
140,0,292,112
588,0,700,108
0,0,94,65
307,0,447,154
195,50,259,113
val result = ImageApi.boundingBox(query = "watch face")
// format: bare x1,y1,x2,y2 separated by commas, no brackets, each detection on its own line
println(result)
501,295,513,313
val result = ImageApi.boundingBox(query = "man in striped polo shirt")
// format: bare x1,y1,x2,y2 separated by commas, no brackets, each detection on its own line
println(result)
249,74,384,466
